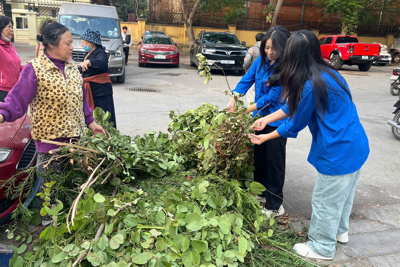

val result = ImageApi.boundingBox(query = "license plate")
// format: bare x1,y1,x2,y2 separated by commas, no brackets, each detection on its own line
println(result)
362,56,369,60
221,60,235,64
154,55,166,59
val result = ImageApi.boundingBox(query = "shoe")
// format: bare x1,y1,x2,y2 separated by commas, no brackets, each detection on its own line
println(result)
262,205,285,218
293,242,333,260
337,231,349,243
256,195,266,203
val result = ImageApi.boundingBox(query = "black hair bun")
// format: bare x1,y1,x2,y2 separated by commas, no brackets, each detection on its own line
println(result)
37,34,43,42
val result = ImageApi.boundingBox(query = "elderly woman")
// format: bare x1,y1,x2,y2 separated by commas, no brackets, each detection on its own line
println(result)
78,28,117,128
0,22,105,169
0,15,24,101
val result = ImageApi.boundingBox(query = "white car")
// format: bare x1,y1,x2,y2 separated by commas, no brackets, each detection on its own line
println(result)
373,43,392,66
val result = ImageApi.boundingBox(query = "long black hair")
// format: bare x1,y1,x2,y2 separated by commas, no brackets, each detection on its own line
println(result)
280,30,351,118
0,15,13,34
259,25,290,86
37,22,69,48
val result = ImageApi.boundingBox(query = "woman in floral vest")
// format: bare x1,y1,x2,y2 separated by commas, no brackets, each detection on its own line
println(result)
0,22,105,175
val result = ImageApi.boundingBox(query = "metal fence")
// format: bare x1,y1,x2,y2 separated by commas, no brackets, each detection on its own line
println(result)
147,10,399,36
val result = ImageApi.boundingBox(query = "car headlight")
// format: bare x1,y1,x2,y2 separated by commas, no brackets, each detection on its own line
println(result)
0,148,12,163
171,50,179,55
202,48,215,54
141,48,149,54
114,47,122,57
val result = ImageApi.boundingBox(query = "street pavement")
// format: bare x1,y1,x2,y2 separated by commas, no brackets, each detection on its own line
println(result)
12,42,400,267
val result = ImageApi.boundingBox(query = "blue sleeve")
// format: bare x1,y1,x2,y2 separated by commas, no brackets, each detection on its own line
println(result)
256,84,284,110
281,103,290,115
233,57,260,95
277,82,316,138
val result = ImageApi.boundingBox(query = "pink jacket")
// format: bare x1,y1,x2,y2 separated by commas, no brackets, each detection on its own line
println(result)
0,39,24,92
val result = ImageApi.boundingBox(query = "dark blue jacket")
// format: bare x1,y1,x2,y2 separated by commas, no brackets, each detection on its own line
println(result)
82,47,113,98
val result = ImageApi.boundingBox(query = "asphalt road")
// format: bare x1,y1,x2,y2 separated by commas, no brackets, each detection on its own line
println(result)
13,43,400,266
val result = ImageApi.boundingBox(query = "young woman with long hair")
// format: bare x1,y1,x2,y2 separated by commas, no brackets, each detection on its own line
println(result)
226,25,291,218
249,30,369,260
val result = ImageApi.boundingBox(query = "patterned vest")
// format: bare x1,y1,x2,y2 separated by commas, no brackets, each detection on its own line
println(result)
29,51,86,141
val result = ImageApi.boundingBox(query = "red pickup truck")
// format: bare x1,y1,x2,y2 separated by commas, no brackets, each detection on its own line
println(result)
319,35,380,71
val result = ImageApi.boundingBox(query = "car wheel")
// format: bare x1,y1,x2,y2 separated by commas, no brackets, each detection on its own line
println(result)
190,52,196,67
358,62,372,71
394,54,400,64
116,71,125,83
330,54,343,70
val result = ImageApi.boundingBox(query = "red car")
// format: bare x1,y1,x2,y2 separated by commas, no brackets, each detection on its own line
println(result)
138,35,179,67
0,114,38,225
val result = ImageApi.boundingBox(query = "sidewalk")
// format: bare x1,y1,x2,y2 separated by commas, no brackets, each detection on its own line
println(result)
9,42,400,267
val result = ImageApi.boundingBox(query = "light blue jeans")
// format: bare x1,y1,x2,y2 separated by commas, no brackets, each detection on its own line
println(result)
307,169,361,258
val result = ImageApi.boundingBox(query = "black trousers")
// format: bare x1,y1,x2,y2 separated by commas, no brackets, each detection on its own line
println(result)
123,47,129,64
254,125,287,210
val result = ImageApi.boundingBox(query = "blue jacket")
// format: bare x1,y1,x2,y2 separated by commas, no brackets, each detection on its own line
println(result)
233,56,287,127
277,71,369,175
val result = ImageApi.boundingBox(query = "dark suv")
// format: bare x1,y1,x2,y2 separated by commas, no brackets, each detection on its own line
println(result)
190,31,247,74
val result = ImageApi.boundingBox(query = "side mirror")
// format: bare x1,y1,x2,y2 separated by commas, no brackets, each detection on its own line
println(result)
138,41,142,45
241,41,246,46
175,42,178,46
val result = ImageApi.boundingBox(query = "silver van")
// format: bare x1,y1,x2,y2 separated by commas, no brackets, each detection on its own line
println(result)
58,2,125,83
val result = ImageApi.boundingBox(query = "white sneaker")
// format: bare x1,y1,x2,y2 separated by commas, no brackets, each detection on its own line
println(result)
256,195,266,203
337,231,349,243
293,242,333,260
262,205,285,218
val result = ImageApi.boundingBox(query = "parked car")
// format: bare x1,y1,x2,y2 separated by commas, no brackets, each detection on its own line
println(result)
373,43,392,66
142,31,165,39
138,35,179,67
0,114,38,225
58,2,126,83
190,31,247,74
390,37,400,64
319,35,380,71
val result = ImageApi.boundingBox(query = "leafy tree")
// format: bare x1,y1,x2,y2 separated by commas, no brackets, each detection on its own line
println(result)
316,0,400,35
180,0,245,44
110,0,147,21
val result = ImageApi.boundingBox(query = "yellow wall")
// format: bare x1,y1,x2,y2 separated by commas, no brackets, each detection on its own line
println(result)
121,21,396,50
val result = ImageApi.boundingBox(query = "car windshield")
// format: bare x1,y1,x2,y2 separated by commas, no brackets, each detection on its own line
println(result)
202,33,240,44
143,37,174,45
59,15,120,39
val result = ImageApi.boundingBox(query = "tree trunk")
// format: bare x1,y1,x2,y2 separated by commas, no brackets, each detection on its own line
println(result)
270,0,284,28
180,0,201,44
341,22,348,35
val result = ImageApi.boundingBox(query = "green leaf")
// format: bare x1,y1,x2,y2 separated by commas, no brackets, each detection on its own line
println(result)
97,235,108,250
110,233,124,250
39,226,56,240
93,193,105,203
132,252,153,265
192,240,208,253
238,236,248,256
52,251,67,263
174,234,190,252
123,214,138,228
16,244,27,255
182,249,200,267
224,250,235,259
249,182,266,196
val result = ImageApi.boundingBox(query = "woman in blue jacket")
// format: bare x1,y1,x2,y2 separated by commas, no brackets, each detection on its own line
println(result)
227,25,290,218
250,30,369,260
